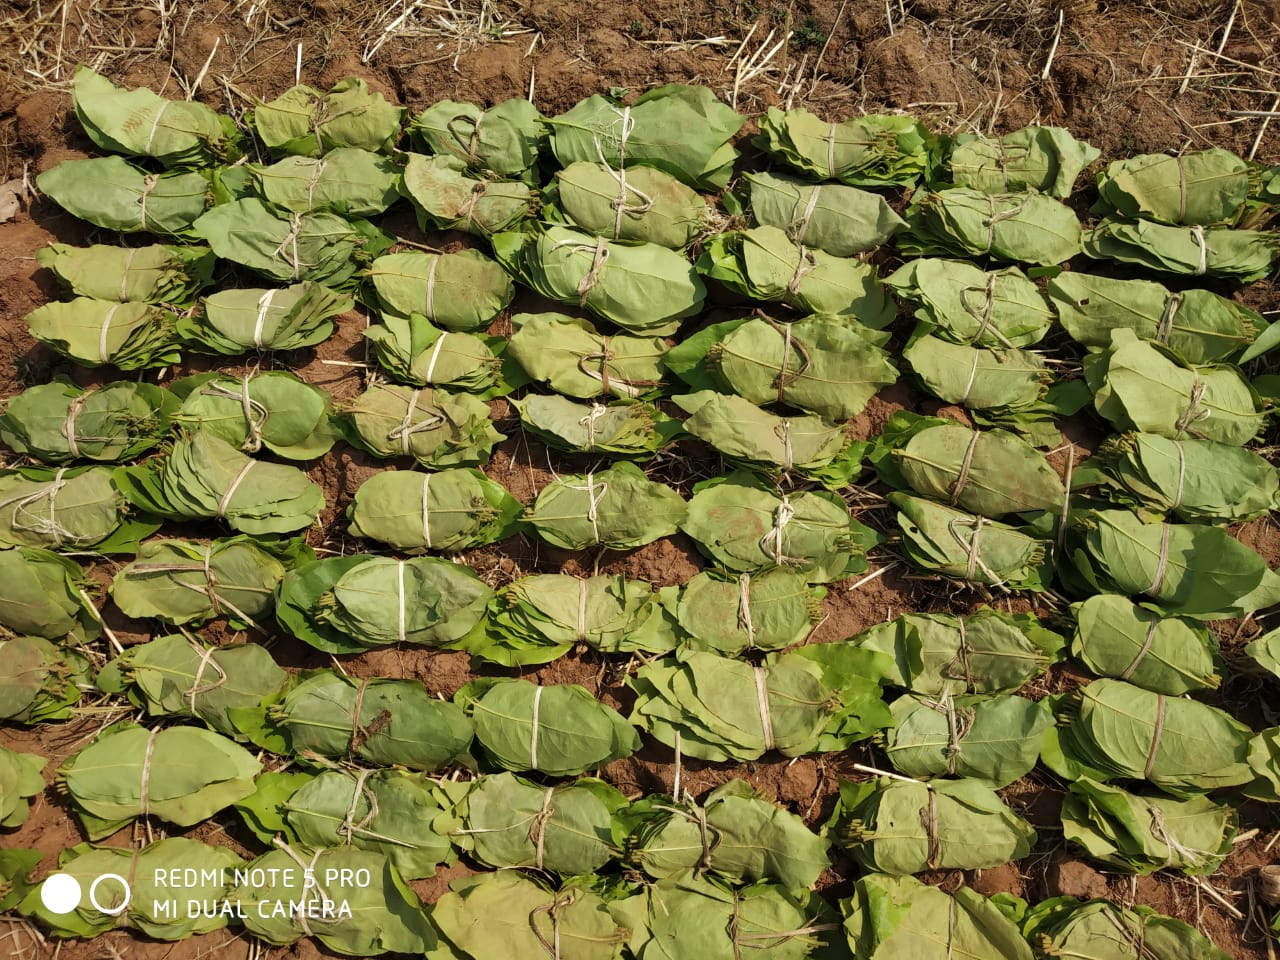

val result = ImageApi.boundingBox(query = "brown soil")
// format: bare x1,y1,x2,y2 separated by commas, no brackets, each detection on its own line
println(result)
3,1,1280,958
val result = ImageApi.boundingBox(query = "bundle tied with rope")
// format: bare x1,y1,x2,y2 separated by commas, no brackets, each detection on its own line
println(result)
492,224,705,337
231,841,437,954
1085,329,1264,447
884,691,1053,788
830,775,1036,874
112,536,297,630
888,493,1048,592
1087,432,1280,525
282,765,459,880
1061,776,1237,876
183,280,352,355
527,460,686,552
58,723,262,840
344,382,504,467
1047,678,1254,795
101,632,289,738
457,771,624,876
0,465,134,551
0,379,178,466
270,670,474,772
899,187,1084,265
458,677,640,777
887,258,1054,349
623,778,830,890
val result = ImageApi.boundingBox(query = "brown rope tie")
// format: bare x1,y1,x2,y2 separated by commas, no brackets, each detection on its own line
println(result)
529,685,544,769
789,185,822,244
949,430,982,505
185,640,228,714
737,573,757,649
455,181,485,231
1144,694,1166,780
137,726,161,819
981,197,1026,256
576,578,589,643
4,467,74,546
119,247,138,302
529,890,572,960
272,213,305,281
959,273,1016,348
785,245,816,299
62,394,86,458
348,677,371,757
445,112,484,165
578,402,608,450
216,459,257,520
98,303,122,364
338,769,375,844
1121,620,1161,681
1146,523,1172,597
752,666,776,752
921,786,942,870
760,495,799,565
203,377,269,453
1167,439,1188,512
944,615,974,691
931,690,975,775
273,840,326,938
137,174,159,231
1173,380,1209,439
529,786,556,870
1155,292,1183,346
386,389,446,455
1188,224,1211,276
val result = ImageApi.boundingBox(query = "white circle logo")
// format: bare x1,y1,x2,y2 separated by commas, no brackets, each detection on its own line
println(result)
88,874,131,916
39,874,82,915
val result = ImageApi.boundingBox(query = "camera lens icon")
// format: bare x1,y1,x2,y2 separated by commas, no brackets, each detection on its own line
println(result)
39,873,131,916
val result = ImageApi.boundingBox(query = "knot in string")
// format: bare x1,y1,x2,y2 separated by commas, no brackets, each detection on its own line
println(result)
61,394,87,458
949,430,982,506
776,418,794,471
788,185,822,245
204,376,269,454
786,245,816,299
530,786,556,870
386,389,446,456
760,495,800,565
1173,380,1209,439
1188,224,1212,276
185,639,229,714
1155,292,1182,346
272,213,306,281
3,467,75,546
137,174,159,230
736,573,757,649
251,289,278,349
578,402,608,450
959,273,1016,348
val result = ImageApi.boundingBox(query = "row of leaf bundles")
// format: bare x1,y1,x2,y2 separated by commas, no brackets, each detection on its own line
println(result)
1085,148,1279,280
249,766,830,894
0,372,338,467
844,876,1234,960
112,535,312,628
20,839,435,956
24,278,353,367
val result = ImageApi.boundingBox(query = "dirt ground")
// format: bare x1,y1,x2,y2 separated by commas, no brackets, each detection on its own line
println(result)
2,1,1280,958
